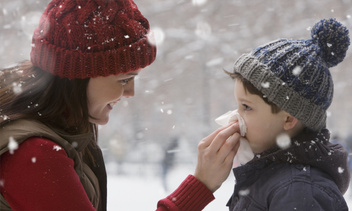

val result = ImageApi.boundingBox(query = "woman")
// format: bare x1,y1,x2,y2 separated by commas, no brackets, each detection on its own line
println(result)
0,0,240,210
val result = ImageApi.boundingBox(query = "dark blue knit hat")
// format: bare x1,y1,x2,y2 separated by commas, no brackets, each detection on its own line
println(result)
233,18,350,131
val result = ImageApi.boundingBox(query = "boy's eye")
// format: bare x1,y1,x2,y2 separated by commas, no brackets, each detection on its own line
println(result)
242,104,252,111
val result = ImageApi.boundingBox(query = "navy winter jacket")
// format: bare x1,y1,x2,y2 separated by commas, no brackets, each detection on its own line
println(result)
227,129,350,211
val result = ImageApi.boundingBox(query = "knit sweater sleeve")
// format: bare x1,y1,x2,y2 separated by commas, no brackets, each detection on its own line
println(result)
156,175,215,211
0,137,96,211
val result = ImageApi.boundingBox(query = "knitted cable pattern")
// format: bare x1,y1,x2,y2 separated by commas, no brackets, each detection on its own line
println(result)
31,0,156,79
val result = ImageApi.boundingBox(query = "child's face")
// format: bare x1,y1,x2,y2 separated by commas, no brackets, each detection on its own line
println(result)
234,79,288,153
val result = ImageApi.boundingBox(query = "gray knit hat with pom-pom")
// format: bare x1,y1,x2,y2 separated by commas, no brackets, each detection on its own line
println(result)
233,18,350,131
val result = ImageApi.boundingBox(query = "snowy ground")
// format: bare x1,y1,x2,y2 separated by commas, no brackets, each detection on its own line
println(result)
107,163,352,210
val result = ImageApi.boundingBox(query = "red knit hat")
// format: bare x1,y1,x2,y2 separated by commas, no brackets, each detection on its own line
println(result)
30,0,156,79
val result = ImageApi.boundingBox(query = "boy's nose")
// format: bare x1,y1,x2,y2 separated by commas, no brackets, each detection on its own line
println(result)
123,81,135,98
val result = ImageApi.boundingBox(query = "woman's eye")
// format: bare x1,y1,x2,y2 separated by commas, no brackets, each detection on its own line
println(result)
120,78,133,85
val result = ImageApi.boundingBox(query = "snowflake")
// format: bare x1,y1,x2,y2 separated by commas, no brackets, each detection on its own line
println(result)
276,133,291,149
338,167,344,174
239,189,250,196
261,82,270,88
292,66,302,76
8,137,18,154
12,82,22,94
53,145,62,151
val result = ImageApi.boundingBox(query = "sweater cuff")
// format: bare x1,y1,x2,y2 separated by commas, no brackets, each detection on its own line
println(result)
158,175,215,211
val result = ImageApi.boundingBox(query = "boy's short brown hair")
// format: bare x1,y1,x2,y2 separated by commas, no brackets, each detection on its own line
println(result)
227,71,281,114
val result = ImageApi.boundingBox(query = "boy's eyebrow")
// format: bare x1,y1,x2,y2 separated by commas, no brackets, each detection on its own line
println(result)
237,95,249,102
237,96,254,104
239,100,252,104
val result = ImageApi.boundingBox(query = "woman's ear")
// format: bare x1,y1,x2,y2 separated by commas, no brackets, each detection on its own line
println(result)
283,114,299,131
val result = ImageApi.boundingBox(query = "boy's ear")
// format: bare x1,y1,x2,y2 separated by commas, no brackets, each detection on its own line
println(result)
283,114,299,131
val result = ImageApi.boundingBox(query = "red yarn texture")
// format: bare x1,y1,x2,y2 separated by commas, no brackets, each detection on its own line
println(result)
30,0,156,79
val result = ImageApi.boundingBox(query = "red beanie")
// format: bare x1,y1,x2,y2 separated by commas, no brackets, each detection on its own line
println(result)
30,0,156,79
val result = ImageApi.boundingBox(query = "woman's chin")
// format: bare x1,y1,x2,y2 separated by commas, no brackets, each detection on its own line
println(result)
89,117,109,125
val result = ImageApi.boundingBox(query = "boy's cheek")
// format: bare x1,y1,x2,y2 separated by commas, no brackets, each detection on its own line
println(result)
246,135,276,153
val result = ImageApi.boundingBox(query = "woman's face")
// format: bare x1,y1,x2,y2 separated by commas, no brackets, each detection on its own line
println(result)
87,71,139,125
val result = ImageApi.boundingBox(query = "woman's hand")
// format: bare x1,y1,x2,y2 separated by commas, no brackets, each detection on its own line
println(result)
194,123,240,193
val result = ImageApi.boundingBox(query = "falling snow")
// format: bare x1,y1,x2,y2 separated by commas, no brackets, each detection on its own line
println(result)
338,167,345,174
148,27,165,46
239,188,250,196
292,66,302,76
261,82,270,88
12,82,22,94
276,133,291,150
1,0,352,210
192,0,207,6
1,115,9,121
8,137,19,154
53,145,62,151
71,141,78,148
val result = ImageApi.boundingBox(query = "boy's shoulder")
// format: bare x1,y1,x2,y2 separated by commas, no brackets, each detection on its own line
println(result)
254,163,339,192
247,163,347,210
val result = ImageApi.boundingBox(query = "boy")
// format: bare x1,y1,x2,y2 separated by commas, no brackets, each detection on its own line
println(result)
226,18,350,210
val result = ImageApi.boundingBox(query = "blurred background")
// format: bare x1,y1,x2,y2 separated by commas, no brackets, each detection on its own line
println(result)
1,0,352,210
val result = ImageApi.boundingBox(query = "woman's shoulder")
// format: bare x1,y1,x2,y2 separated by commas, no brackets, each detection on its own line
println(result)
1,137,68,164
0,119,57,143
0,119,90,155
0,137,72,185
18,137,67,155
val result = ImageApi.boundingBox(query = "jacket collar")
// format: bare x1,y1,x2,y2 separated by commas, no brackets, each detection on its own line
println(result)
234,128,350,194
49,127,93,152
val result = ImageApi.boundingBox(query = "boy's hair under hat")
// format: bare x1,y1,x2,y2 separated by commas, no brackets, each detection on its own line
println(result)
233,18,350,131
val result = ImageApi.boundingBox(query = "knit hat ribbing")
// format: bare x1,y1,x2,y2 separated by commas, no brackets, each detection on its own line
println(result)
30,0,156,79
233,18,350,131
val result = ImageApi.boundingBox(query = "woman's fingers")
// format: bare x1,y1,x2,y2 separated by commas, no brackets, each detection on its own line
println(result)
198,123,236,149
194,123,242,193
217,132,241,163
208,123,240,154
222,133,241,165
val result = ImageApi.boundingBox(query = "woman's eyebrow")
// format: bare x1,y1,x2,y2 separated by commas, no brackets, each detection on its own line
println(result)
127,72,139,76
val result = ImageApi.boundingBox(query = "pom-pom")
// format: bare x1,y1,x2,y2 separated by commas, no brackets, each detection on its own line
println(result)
311,18,350,67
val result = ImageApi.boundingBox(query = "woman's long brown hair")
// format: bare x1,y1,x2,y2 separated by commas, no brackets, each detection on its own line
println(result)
1,60,91,131
0,60,98,161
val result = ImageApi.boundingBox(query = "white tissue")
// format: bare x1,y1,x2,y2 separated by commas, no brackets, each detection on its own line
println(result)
215,110,246,136
215,110,254,165
236,138,254,165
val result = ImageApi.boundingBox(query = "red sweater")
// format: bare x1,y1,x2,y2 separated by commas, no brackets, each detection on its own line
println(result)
0,137,214,210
